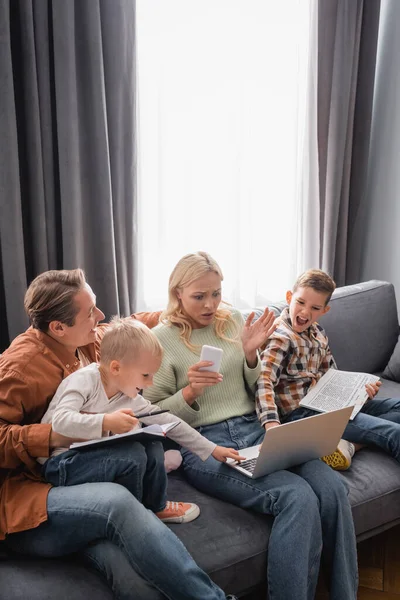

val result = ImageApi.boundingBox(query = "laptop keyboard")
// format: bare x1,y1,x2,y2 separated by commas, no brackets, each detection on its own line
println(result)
238,457,258,473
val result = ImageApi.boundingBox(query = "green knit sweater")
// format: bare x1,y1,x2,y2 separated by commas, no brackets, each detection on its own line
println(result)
144,309,261,428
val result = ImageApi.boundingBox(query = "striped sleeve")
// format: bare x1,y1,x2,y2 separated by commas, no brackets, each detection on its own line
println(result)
256,334,290,425
316,324,337,374
243,353,262,389
320,343,337,373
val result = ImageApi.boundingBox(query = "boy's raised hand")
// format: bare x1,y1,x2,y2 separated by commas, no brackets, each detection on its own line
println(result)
212,446,245,463
103,409,139,434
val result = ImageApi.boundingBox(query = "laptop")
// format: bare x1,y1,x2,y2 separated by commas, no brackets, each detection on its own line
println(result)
226,406,353,478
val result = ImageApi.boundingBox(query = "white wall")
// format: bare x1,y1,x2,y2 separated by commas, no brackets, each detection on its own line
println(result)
361,0,400,301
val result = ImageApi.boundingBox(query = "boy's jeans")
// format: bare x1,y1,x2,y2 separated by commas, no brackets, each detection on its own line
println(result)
5,483,228,600
287,397,400,462
42,439,167,512
181,413,358,600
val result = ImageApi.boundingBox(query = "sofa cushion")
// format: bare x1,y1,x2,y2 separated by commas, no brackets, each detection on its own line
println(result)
322,281,399,374
132,311,162,329
342,376,400,540
343,448,400,541
0,472,272,599
0,558,113,600
383,336,400,382
167,471,272,595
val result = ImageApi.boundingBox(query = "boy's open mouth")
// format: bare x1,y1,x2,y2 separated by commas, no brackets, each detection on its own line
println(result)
296,316,309,327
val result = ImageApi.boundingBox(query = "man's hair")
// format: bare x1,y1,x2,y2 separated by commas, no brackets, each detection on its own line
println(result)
100,316,163,365
293,269,336,304
24,269,87,332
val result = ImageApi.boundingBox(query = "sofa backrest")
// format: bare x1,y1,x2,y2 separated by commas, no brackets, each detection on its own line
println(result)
321,280,399,373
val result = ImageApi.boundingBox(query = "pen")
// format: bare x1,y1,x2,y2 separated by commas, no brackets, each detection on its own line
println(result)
138,410,171,419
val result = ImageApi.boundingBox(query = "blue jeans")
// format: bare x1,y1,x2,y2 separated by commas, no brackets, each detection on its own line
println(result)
181,413,358,600
42,440,167,512
5,482,228,600
287,397,400,462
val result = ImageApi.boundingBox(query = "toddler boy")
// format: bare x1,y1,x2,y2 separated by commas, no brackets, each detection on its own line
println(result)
40,317,242,522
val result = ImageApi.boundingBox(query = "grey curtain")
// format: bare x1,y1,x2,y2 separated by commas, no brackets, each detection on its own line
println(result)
0,0,137,350
317,0,381,285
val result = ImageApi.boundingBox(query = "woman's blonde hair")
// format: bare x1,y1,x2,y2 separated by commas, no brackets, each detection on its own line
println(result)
100,316,163,365
161,251,238,351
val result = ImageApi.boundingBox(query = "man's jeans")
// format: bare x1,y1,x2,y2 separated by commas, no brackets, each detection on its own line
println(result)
287,397,400,462
5,482,228,600
42,439,167,512
181,413,358,600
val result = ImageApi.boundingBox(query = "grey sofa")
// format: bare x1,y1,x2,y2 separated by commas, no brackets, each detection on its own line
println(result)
2,280,400,599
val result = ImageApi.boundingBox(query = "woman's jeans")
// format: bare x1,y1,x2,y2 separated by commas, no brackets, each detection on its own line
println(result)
5,482,228,600
181,413,358,600
287,397,400,462
42,440,167,512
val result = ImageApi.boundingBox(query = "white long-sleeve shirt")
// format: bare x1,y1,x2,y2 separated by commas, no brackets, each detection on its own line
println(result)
39,363,216,463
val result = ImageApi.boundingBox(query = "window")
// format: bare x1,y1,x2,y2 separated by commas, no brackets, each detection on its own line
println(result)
136,0,312,309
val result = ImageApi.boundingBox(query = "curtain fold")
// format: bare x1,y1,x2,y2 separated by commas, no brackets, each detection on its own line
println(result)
345,0,382,284
315,0,381,285
0,0,137,350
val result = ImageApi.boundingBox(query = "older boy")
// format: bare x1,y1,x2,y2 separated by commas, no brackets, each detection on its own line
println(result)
39,316,242,522
256,269,400,471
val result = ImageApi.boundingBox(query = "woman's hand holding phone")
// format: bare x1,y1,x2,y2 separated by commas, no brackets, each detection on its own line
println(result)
182,346,224,405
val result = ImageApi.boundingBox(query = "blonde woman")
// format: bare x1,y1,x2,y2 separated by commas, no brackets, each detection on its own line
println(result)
144,252,358,600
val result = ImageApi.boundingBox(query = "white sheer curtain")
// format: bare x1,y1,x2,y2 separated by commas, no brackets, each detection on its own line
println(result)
136,0,312,310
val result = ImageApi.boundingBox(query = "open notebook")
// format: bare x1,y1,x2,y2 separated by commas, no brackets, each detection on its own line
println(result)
70,422,179,451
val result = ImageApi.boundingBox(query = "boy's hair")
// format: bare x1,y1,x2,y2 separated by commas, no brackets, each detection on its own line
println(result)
100,316,163,365
24,268,86,332
293,269,336,304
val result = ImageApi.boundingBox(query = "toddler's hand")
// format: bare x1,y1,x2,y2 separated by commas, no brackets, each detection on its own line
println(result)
211,446,245,463
103,409,139,434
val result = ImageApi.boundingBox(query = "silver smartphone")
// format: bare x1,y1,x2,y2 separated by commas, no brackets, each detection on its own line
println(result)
199,345,223,372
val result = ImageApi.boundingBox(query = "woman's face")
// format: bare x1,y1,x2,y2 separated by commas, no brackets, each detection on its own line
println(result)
177,271,222,329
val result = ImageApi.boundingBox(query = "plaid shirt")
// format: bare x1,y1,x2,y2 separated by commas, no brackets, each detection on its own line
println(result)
256,307,336,424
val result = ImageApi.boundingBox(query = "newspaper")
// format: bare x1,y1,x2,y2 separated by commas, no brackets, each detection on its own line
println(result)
299,368,380,420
